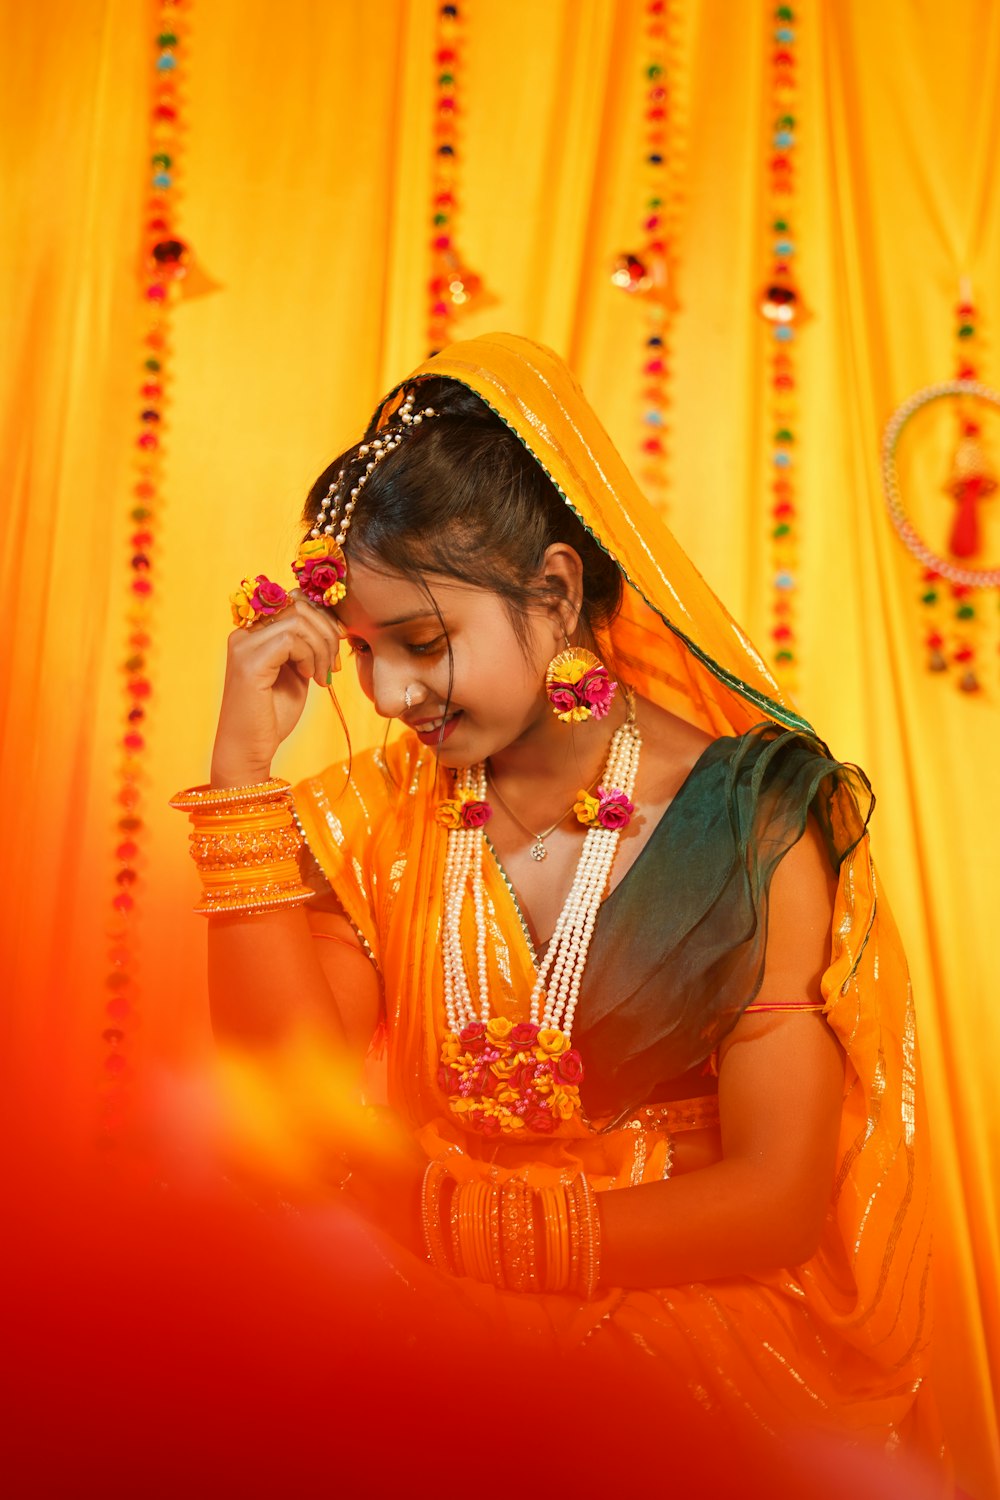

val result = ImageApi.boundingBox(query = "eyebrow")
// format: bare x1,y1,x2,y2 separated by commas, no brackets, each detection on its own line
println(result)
372,610,442,629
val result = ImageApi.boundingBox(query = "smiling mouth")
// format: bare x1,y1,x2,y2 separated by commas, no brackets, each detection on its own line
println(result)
411,710,462,741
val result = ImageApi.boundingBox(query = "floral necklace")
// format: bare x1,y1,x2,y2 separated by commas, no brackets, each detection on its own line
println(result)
435,698,641,1137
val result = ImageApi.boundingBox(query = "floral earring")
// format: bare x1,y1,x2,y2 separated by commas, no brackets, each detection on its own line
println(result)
544,644,618,723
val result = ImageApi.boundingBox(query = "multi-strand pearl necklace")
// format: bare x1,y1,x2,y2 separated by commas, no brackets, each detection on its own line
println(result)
441,708,642,1045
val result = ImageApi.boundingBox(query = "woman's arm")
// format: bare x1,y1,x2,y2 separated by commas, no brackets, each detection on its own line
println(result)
598,812,845,1288
202,595,384,1062
207,904,381,1061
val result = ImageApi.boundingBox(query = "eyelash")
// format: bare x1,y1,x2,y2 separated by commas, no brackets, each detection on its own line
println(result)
346,637,447,658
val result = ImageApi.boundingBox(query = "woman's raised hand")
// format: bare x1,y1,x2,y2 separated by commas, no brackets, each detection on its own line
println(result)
210,595,344,789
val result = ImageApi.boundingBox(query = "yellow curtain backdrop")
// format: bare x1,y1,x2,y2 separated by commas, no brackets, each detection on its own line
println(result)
3,2,998,1493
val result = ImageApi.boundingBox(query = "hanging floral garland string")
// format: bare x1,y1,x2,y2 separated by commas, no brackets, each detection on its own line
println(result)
611,0,681,517
758,3,802,686
427,2,488,353
102,0,193,1141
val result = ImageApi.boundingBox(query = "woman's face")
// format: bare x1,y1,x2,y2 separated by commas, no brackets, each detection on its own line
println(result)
334,558,558,768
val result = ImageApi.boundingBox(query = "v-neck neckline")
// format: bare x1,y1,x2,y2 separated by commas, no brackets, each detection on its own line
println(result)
484,732,727,965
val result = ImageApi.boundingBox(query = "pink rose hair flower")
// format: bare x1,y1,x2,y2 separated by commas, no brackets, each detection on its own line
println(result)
295,552,347,607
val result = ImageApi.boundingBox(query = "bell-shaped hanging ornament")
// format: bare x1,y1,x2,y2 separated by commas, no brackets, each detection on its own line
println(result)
944,429,996,558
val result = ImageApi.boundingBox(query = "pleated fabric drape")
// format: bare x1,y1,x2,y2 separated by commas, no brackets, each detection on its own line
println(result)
2,4,997,1494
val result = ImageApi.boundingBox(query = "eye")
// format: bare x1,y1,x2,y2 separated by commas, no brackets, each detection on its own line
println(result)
407,636,447,657
345,637,370,656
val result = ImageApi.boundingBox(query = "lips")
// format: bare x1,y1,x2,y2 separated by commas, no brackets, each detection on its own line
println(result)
410,710,462,746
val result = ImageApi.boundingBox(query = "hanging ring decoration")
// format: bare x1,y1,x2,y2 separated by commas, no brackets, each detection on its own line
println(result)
881,379,1000,589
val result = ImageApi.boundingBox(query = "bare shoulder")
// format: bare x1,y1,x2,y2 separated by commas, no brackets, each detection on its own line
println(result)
632,696,718,803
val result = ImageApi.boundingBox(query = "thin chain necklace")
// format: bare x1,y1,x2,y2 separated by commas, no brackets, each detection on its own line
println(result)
485,767,599,862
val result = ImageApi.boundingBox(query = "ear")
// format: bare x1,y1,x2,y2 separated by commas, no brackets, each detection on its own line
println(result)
537,543,584,642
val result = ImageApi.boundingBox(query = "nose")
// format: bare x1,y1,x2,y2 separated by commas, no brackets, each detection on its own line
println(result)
371,658,422,719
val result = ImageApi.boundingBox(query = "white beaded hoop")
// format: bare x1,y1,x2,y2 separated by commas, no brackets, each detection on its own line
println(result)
880,379,1000,589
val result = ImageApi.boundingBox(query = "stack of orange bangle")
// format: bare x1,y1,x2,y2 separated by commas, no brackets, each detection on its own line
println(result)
421,1167,602,1299
169,778,314,916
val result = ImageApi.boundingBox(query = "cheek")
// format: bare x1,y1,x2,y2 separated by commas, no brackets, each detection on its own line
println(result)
352,653,375,700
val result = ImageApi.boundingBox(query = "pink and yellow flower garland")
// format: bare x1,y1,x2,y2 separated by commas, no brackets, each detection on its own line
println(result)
438,1018,585,1137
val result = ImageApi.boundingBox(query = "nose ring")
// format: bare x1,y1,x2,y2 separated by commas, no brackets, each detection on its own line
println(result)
404,686,413,711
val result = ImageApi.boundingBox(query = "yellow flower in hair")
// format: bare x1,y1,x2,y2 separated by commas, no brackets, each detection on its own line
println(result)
485,1016,513,1043
295,535,338,567
536,1028,571,1056
322,579,347,606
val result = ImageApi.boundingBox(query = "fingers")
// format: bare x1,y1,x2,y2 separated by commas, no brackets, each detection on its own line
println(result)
231,598,343,687
290,591,346,677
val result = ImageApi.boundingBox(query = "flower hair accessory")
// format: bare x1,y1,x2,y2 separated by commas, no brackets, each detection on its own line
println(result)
292,535,347,606
230,575,291,629
300,390,439,606
573,786,636,831
436,787,493,830
545,647,618,723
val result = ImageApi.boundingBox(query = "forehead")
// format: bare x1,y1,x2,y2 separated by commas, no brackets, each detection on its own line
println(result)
333,560,498,630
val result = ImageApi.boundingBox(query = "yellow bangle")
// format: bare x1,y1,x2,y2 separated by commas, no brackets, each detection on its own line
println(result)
421,1162,454,1274
575,1173,602,1300
486,1177,505,1290
501,1179,530,1292
450,1183,466,1278
169,778,291,809
171,780,314,916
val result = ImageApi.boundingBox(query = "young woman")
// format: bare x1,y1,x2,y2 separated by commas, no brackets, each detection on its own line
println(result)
175,333,941,1471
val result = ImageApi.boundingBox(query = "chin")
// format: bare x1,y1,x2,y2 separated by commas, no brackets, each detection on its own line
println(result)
435,747,478,772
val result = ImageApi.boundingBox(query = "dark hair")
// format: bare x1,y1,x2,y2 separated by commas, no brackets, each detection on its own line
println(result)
303,378,623,652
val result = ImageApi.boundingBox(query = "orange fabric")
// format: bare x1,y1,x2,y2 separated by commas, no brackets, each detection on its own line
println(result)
5,6,997,1492
293,333,947,1474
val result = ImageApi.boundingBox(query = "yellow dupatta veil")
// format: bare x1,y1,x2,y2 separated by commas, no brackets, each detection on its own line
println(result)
292,333,940,1464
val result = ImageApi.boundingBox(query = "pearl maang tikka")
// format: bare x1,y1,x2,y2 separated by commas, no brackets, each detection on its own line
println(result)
291,392,439,610
312,392,439,550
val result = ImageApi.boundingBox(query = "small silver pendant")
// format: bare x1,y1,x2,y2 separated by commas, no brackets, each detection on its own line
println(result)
530,839,547,862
